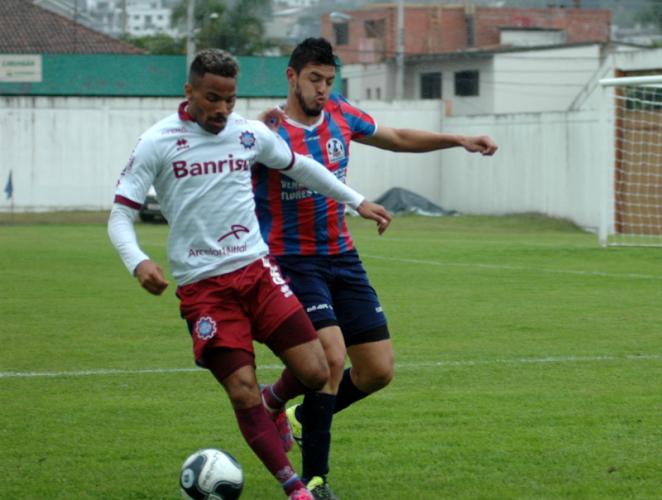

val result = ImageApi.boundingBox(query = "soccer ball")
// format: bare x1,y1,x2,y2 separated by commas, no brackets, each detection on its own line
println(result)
180,448,244,500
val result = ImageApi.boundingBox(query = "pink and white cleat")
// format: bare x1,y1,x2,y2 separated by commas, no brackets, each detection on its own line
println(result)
288,488,314,500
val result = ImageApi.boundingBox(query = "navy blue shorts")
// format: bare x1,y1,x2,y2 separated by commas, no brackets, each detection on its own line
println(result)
275,250,389,347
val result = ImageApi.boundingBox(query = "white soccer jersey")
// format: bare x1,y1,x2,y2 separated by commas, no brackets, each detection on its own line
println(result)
113,102,295,286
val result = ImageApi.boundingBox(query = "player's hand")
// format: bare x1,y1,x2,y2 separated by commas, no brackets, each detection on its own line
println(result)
258,107,286,131
462,135,498,156
357,201,392,235
135,259,169,295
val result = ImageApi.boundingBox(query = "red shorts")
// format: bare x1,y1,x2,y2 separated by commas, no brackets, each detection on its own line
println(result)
176,256,306,366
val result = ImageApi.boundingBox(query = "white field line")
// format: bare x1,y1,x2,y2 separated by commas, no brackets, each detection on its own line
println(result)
1,354,659,380
361,254,662,280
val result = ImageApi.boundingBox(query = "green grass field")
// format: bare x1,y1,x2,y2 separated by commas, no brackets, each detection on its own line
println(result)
1,214,660,499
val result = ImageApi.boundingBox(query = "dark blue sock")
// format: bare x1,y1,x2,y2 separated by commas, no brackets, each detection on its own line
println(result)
334,368,368,414
300,392,336,482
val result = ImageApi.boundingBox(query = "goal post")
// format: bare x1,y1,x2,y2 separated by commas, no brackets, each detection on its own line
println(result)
598,75,662,247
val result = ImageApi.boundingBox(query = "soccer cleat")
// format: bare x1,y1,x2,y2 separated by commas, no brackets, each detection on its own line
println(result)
286,404,303,447
288,487,314,500
307,476,339,500
261,385,294,453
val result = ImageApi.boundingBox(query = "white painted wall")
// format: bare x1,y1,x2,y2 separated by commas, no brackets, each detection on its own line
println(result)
438,110,603,231
492,45,602,114
0,96,276,212
0,96,606,232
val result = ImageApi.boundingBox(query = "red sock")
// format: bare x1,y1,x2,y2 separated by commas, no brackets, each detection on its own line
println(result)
234,404,305,494
263,368,307,410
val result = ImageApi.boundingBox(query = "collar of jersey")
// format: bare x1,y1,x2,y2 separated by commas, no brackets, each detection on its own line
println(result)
178,101,194,122
283,110,325,132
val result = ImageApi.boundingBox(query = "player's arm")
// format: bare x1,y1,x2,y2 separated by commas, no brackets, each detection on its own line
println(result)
108,204,169,295
284,154,392,235
356,126,498,156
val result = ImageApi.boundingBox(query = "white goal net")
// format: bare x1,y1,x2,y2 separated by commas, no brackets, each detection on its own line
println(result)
599,75,662,247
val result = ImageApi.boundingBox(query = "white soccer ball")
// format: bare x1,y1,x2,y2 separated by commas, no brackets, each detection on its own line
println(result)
180,448,244,500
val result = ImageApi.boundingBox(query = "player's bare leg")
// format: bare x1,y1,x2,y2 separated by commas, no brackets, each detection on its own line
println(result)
276,326,344,499
206,351,309,497
263,326,345,500
346,338,394,394
278,338,330,391
331,338,394,414
316,326,347,394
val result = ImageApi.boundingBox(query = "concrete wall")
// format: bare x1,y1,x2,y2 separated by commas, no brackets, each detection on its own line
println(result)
438,110,602,231
0,96,606,232
0,96,276,211
492,44,601,114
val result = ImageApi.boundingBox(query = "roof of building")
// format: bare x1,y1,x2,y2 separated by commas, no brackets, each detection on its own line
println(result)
0,0,144,54
403,41,649,64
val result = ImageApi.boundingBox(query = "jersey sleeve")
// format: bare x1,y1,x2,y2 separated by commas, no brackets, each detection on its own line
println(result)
335,93,378,140
252,120,295,171
113,134,161,209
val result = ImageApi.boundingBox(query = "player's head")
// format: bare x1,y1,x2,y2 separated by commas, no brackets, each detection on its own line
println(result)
185,49,239,134
287,38,338,117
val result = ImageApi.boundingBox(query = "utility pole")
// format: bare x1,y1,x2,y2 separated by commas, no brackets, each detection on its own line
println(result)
394,0,404,100
120,0,127,36
186,0,196,72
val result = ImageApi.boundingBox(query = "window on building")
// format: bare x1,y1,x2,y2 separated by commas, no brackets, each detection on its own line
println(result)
341,78,349,97
366,88,372,100
334,23,349,45
364,19,385,38
420,72,442,99
455,70,479,96
375,87,381,100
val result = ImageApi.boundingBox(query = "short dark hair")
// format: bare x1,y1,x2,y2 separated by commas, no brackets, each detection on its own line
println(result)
288,37,338,73
189,49,239,84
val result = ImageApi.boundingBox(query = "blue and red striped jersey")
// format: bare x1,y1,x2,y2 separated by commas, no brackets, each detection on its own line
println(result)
253,93,377,256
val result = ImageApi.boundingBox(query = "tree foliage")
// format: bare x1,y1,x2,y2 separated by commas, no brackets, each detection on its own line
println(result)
171,0,272,55
120,33,185,55
637,0,662,29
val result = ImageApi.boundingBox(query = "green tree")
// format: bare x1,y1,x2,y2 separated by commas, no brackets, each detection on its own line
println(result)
120,33,186,55
171,0,272,55
637,0,662,30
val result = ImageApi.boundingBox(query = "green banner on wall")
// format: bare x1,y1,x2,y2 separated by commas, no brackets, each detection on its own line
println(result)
0,54,291,97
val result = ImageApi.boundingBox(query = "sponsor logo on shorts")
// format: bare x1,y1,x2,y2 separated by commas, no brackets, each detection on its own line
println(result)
306,303,333,313
375,306,383,313
261,257,293,298
195,316,217,340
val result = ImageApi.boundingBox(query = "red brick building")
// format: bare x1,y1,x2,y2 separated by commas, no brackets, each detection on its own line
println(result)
321,4,611,65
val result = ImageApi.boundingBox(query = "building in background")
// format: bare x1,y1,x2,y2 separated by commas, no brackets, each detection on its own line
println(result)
322,4,612,66
30,0,179,37
322,3,642,113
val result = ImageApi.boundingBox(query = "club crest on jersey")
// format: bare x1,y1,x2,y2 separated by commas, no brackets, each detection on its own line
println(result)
195,316,217,340
326,138,346,163
239,131,256,150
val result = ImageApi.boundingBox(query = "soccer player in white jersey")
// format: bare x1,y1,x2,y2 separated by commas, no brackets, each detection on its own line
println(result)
107,49,391,500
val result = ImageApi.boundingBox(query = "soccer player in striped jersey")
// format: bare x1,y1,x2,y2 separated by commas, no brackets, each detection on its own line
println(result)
254,37,498,498
107,48,391,500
